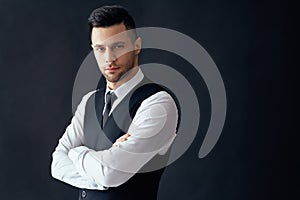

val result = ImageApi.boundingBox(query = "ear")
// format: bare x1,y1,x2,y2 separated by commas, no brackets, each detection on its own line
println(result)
134,37,142,55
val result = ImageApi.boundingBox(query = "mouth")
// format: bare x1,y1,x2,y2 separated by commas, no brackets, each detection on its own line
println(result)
105,66,120,73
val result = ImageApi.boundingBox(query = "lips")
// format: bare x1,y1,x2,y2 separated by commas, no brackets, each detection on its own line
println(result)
105,66,119,72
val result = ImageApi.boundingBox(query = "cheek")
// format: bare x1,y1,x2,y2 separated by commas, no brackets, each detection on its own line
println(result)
119,51,135,63
94,55,105,66
94,58,106,74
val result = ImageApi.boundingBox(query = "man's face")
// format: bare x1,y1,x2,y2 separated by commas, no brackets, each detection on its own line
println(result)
91,23,140,84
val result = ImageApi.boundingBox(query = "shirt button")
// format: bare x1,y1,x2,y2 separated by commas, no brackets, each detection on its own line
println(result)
82,190,87,198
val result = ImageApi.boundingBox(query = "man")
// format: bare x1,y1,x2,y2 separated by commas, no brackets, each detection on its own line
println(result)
51,5,179,200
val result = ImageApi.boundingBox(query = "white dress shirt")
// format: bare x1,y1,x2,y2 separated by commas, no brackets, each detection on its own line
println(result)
51,68,178,190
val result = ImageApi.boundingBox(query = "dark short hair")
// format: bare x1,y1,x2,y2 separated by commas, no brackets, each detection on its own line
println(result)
88,5,137,39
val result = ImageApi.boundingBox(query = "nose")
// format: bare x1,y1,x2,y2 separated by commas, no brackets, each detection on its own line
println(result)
104,48,116,64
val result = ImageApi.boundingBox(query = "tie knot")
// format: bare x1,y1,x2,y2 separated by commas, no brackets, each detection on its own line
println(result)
106,91,113,104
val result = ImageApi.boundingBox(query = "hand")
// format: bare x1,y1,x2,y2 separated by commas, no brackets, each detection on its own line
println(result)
112,133,131,147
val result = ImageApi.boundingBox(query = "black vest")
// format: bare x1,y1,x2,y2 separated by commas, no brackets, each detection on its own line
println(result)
79,78,178,200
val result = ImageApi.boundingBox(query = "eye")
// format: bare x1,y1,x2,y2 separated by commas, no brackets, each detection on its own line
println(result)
96,46,105,52
92,45,105,53
113,43,125,49
116,44,124,48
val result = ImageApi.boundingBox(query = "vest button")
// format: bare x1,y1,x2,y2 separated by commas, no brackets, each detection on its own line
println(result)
82,190,87,198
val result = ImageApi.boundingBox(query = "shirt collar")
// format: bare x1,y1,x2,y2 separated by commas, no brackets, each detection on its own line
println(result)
105,68,144,103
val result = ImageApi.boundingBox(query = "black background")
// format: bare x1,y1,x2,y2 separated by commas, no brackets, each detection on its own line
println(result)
0,0,296,199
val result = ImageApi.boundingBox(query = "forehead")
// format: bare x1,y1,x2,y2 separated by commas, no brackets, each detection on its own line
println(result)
91,23,131,45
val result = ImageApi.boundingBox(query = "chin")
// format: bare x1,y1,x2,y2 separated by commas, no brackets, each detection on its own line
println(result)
105,76,121,83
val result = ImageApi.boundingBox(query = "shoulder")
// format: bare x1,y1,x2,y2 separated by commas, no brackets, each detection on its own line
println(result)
130,83,175,104
76,90,100,109
82,90,99,102
143,91,176,106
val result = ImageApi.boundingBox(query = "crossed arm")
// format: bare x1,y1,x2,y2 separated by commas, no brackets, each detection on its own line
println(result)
51,91,178,189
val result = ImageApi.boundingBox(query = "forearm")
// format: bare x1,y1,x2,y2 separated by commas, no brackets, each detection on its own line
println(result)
51,142,106,190
68,133,176,188
51,149,93,189
68,145,145,188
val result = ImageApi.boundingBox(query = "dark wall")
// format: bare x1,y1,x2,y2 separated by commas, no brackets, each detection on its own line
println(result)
0,0,296,199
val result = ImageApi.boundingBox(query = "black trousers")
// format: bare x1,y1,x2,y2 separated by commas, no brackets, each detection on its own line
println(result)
77,168,165,200
78,187,158,200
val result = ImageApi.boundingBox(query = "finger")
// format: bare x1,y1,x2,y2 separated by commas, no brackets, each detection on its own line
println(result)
114,133,131,144
117,137,127,142
118,134,130,140
113,133,132,147
112,142,119,147
122,133,131,139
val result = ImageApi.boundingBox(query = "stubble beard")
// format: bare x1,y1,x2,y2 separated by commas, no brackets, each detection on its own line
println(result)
103,60,135,83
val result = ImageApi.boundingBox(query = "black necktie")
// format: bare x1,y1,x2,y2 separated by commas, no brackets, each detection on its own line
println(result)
103,91,114,126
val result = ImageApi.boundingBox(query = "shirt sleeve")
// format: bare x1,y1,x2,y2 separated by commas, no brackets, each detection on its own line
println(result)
51,91,107,190
68,91,178,188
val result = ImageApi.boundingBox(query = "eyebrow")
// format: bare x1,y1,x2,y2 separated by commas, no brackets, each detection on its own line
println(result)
92,41,126,47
